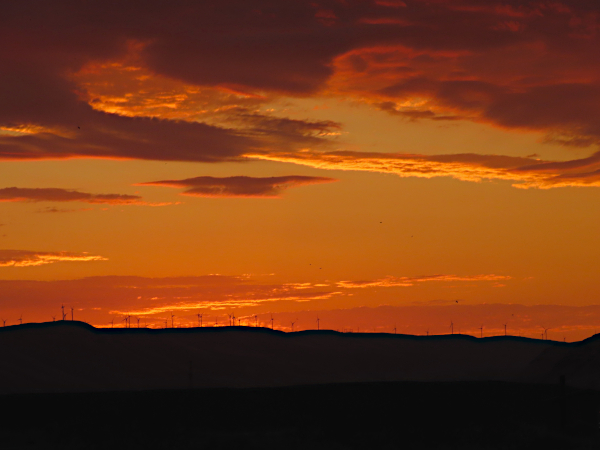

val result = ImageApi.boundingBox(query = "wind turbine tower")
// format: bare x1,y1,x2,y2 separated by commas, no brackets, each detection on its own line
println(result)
316,317,320,330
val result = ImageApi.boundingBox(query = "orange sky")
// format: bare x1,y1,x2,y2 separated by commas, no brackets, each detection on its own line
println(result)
2,0,600,341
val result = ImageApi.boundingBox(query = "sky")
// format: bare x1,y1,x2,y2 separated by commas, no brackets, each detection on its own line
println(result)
2,0,600,341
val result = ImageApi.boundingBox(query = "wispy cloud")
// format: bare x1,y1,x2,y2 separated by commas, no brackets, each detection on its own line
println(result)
249,150,600,189
0,250,107,267
138,175,338,198
338,274,511,288
0,187,142,204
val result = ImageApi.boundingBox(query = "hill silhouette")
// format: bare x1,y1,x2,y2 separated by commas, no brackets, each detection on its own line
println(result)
1,321,598,394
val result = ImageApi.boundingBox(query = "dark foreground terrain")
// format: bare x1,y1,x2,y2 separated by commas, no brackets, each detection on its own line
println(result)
1,381,599,450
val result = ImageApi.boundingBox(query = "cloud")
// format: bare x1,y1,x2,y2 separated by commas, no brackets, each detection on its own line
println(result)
0,250,107,267
0,0,599,163
249,149,600,189
0,187,143,204
338,274,511,288
36,207,94,213
138,175,338,198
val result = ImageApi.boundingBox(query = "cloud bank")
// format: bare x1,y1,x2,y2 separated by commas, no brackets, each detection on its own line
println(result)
1,0,600,164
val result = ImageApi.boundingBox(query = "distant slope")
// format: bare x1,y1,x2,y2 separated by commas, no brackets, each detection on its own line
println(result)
0,322,592,394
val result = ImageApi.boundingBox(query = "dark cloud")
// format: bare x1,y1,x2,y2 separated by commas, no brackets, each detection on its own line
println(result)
1,0,600,162
36,207,93,213
138,175,338,198
0,187,142,204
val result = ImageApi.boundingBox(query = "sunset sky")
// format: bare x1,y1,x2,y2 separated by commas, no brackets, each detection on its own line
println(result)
2,0,600,340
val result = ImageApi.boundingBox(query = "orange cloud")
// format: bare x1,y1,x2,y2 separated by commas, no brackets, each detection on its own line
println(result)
0,250,107,267
338,274,511,288
248,150,600,189
138,175,338,198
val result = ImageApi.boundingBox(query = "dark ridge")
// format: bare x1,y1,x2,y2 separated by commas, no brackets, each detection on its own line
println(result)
0,320,584,346
2,321,600,395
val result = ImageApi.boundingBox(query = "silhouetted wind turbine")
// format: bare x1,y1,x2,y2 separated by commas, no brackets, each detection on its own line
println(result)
1,318,5,327
197,314,202,327
52,316,55,322
270,314,274,330
18,315,22,325
479,325,483,338
503,323,508,336
70,307,74,321
228,314,232,326
542,326,550,340
426,329,429,336
61,304,66,321
316,317,320,330
254,315,258,327
122,317,128,328
394,324,397,334
137,318,140,328
164,320,168,329
171,313,175,328
291,319,297,332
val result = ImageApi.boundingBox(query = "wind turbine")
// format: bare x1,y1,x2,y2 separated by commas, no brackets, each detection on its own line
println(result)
52,316,55,322
61,304,66,321
18,314,22,325
255,315,258,327
479,325,483,338
426,329,429,336
228,314,232,326
109,319,114,328
171,313,175,328
503,323,508,336
270,314,274,330
541,326,550,341
70,307,74,321
164,319,168,329
394,324,397,334
197,314,202,327
137,318,140,328
122,317,128,328
316,317,320,330
291,319,297,332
